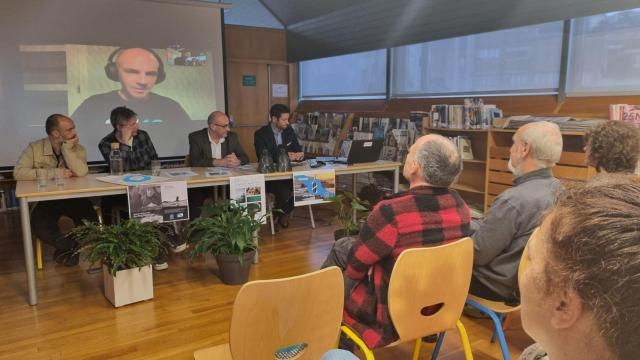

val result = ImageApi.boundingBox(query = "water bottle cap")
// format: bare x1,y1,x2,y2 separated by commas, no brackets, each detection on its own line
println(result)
111,143,119,150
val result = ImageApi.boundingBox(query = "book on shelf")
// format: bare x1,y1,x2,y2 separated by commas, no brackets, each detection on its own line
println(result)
609,104,640,127
429,98,502,129
447,136,474,160
293,112,347,155
347,116,425,163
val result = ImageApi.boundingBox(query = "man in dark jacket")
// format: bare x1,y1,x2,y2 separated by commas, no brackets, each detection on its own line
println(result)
188,111,249,217
188,111,249,167
254,104,304,229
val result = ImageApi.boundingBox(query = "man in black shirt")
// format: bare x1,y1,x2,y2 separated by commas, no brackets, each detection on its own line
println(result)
72,47,190,161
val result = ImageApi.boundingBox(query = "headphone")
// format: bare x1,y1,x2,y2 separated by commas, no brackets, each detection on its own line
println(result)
104,47,166,84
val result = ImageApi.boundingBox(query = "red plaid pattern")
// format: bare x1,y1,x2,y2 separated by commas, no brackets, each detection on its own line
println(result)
343,185,471,348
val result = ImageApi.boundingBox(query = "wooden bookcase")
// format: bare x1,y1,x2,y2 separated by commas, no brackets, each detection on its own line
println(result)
424,128,488,211
485,129,596,212
290,112,355,157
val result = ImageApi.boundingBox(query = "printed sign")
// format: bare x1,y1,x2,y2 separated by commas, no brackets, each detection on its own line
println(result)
293,169,336,206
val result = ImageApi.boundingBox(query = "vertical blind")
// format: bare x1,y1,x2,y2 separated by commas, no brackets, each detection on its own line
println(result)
567,7,640,95
299,49,387,98
391,21,564,96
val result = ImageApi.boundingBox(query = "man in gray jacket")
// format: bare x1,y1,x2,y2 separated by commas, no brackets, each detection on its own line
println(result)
471,121,563,303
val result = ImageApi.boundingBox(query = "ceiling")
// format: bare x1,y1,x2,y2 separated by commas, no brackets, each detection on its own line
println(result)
249,0,640,62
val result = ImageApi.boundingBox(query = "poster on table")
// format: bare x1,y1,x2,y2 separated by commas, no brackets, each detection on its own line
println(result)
229,174,266,224
127,181,189,223
292,169,336,206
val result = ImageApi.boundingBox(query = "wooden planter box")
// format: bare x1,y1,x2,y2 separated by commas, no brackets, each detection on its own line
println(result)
102,264,154,307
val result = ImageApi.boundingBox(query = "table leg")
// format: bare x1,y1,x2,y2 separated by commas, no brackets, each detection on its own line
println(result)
394,167,399,193
352,174,357,222
20,198,37,305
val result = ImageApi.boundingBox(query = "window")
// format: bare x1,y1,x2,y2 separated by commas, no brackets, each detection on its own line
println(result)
567,8,640,95
392,22,564,96
299,49,387,99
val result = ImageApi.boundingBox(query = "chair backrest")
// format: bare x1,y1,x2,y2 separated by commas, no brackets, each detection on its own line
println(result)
388,238,473,342
228,267,344,360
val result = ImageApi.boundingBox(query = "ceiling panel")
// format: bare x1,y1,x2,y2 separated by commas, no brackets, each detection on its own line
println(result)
278,0,640,62
259,0,363,26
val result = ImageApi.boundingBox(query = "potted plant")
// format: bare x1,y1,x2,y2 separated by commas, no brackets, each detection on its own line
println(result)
329,190,370,241
187,200,263,285
71,219,164,307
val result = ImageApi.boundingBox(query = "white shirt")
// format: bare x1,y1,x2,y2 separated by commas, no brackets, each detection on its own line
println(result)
207,130,225,160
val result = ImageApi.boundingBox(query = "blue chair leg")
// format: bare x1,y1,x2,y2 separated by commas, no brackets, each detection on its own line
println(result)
466,299,511,360
490,313,505,343
430,332,446,360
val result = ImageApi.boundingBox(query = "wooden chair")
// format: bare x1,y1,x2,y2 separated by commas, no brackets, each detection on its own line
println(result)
464,228,536,360
341,238,475,360
194,266,344,360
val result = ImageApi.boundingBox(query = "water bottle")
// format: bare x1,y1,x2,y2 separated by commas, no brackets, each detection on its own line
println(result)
257,149,275,173
276,145,292,172
109,143,124,175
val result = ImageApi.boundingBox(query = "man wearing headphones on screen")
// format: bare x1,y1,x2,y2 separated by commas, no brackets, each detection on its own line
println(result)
71,47,190,158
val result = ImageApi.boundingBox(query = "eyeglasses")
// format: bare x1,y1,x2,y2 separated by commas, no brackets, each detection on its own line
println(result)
214,123,230,129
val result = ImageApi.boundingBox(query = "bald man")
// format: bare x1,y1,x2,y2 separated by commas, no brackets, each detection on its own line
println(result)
322,134,472,349
470,121,564,304
188,111,249,167
187,111,248,217
72,47,190,161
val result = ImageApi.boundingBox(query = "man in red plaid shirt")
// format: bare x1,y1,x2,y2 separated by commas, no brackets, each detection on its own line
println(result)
322,134,472,349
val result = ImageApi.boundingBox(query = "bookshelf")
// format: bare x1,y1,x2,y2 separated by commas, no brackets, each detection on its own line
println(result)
291,112,354,157
425,127,488,211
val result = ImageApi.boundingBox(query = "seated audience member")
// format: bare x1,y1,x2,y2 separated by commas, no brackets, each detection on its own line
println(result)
254,104,304,230
322,134,472,349
519,175,640,360
98,106,158,173
98,106,183,269
14,114,98,266
188,111,249,217
584,120,640,174
470,121,563,303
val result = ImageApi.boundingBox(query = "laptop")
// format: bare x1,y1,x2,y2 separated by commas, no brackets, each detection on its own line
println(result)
331,140,383,164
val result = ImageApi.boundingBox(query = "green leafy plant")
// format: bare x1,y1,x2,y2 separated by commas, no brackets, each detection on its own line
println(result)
329,190,371,235
71,219,164,276
187,200,264,263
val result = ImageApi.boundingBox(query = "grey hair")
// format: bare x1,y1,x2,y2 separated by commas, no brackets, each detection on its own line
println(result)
414,135,462,187
519,121,563,167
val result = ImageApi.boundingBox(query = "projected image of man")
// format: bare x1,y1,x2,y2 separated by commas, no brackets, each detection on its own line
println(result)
71,47,190,159
116,47,161,100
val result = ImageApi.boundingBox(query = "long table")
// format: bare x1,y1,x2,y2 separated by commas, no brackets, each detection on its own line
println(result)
16,161,400,305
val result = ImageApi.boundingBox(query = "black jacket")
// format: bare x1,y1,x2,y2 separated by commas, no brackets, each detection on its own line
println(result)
254,124,302,161
188,128,249,167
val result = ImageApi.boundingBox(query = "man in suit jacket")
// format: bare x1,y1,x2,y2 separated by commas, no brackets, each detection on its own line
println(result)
188,111,249,167
188,111,249,217
254,104,304,229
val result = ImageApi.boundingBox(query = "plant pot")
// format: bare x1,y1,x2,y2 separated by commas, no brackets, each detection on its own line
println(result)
334,228,359,241
102,264,154,307
215,250,255,285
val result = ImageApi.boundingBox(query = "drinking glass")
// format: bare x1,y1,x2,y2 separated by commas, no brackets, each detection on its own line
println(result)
36,169,48,189
151,160,161,176
55,168,65,187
